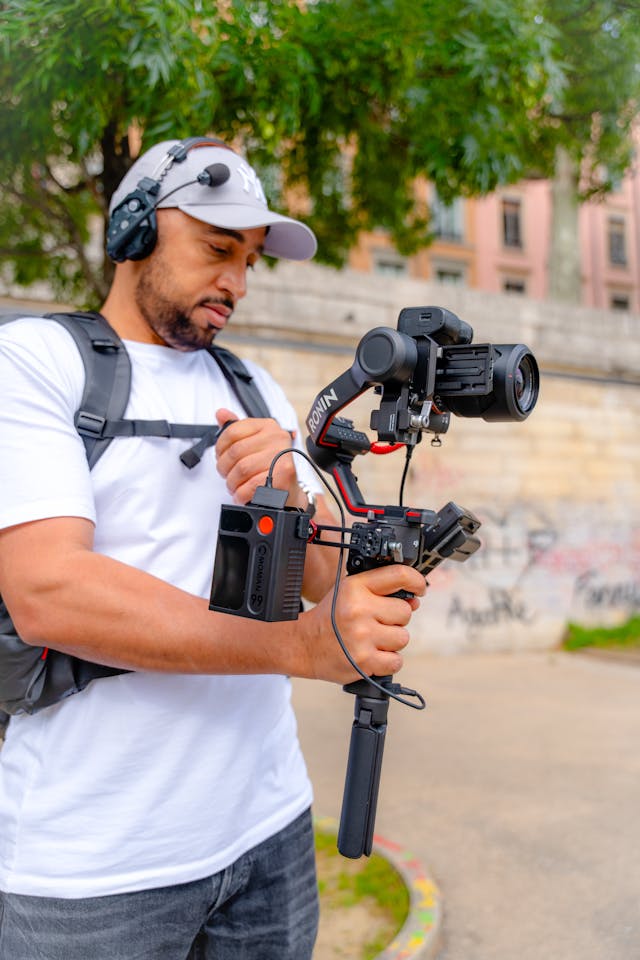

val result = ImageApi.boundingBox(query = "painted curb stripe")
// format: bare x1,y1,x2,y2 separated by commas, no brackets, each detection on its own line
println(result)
314,816,443,960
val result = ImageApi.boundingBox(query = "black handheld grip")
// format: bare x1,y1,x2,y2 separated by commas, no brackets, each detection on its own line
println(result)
338,677,390,858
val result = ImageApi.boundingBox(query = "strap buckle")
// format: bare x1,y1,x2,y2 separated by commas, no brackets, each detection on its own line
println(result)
91,338,120,354
75,411,106,438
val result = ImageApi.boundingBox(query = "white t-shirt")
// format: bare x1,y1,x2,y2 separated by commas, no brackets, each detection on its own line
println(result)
0,316,316,897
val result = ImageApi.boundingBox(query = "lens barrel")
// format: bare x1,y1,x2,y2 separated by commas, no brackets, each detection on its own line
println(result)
442,344,539,422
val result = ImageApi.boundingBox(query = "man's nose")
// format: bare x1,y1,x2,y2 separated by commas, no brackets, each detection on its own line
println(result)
217,260,247,300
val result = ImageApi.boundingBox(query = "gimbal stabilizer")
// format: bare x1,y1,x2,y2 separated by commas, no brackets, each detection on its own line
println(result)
210,305,539,857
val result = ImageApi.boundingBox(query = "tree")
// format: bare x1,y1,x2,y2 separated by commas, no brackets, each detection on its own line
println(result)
535,2,640,302
0,0,564,304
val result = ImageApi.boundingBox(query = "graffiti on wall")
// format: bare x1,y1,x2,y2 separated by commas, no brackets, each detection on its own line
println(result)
572,569,640,610
434,503,640,646
447,588,535,638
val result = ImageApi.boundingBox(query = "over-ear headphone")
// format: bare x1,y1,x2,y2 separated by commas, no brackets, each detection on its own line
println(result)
106,137,234,263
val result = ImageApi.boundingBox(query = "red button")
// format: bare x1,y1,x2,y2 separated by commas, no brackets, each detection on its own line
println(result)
257,515,274,535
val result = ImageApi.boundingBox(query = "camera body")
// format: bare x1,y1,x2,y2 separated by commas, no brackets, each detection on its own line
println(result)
313,305,539,452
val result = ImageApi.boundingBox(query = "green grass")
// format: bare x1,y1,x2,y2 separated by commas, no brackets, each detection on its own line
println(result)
562,615,640,651
315,828,410,960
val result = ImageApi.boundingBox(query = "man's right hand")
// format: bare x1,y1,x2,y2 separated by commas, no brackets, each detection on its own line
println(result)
296,564,427,685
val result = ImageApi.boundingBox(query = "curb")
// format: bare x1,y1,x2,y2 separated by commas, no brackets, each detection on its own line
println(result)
314,816,443,960
573,647,640,666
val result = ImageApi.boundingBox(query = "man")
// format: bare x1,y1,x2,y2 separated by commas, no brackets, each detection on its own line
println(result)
0,138,425,959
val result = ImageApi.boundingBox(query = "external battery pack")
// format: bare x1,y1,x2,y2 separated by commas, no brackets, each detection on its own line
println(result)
209,502,311,622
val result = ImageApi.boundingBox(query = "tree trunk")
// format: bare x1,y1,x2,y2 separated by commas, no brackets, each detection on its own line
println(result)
548,146,582,304
97,121,132,301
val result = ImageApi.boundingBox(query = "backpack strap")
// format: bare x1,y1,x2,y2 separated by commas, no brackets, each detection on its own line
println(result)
44,311,133,469
1,310,132,470
45,314,220,466
2,310,273,469
43,313,272,470
208,345,271,419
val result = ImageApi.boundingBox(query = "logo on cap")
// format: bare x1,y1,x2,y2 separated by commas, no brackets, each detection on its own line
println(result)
237,162,267,204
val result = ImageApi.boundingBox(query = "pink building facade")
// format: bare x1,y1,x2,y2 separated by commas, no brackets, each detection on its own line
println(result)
349,160,640,313
472,180,551,301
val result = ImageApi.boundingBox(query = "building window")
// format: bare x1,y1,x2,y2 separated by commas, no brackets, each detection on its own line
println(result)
502,198,523,248
431,192,464,243
436,268,464,285
372,250,408,276
610,293,630,311
608,216,627,266
432,259,467,286
503,278,526,295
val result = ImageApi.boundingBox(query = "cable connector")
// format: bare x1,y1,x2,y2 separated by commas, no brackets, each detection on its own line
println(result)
380,680,426,709
251,484,288,510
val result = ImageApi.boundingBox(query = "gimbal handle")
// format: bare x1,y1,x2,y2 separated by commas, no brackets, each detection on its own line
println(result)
338,675,391,858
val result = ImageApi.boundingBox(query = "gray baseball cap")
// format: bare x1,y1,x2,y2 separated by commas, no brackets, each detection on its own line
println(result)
109,139,317,261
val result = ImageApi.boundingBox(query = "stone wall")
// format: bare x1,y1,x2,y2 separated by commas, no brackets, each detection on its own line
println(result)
225,262,640,653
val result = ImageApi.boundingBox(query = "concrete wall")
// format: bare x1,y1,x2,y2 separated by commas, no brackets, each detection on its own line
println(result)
225,262,640,653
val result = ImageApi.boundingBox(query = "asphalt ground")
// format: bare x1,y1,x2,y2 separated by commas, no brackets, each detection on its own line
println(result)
291,650,640,960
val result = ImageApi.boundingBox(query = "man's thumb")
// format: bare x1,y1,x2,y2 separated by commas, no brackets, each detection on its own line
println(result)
216,408,239,427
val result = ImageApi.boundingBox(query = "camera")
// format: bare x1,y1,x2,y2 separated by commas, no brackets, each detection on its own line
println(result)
309,305,539,455
211,305,539,621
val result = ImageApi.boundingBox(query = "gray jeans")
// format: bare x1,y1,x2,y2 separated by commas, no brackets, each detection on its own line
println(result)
0,809,318,960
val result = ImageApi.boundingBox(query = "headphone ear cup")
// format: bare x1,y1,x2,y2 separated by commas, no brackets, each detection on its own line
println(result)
106,190,159,263
120,208,158,261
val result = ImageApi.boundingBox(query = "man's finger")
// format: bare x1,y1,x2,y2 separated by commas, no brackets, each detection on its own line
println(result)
354,563,426,598
215,407,239,426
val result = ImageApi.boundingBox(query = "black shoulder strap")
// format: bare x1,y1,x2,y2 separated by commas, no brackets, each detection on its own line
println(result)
0,310,130,720
178,347,272,469
208,346,271,419
44,311,132,469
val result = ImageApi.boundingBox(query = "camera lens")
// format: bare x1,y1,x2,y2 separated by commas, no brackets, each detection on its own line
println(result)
513,353,537,415
440,343,539,422
515,367,524,398
484,344,539,421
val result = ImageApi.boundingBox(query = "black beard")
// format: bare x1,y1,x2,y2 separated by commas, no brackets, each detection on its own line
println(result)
134,259,230,352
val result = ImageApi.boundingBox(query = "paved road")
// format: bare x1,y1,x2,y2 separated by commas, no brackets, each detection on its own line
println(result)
291,651,640,960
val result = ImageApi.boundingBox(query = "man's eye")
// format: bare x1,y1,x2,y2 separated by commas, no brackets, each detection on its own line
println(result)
210,245,228,257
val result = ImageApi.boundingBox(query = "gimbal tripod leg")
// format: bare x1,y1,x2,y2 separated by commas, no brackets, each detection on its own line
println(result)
338,676,391,858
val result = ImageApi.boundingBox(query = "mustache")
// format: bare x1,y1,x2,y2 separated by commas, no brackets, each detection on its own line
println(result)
199,297,234,314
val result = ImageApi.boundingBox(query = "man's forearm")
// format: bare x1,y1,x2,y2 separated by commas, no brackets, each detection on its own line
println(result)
12,547,317,677
0,516,426,685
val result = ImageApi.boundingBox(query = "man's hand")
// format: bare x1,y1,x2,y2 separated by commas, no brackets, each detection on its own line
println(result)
215,408,298,505
298,564,427,684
